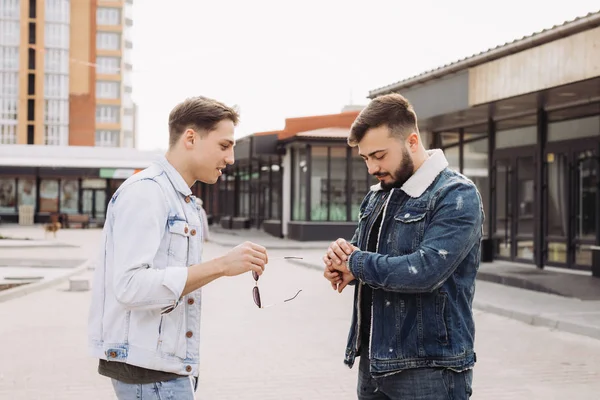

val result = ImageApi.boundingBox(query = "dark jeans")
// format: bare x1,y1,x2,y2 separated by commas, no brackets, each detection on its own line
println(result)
358,351,473,399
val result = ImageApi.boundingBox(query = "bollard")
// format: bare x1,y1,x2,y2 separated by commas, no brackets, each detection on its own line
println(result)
69,277,90,292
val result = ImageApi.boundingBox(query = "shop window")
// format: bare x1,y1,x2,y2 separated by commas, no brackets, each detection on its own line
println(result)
329,147,347,221
39,179,59,212
60,179,79,214
292,147,307,220
17,178,36,210
463,138,489,236
0,178,17,213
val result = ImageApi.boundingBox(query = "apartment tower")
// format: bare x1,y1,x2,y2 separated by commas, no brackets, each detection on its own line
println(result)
0,0,135,147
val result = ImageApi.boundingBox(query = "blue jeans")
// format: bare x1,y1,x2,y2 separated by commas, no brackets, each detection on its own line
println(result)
358,352,473,399
111,377,195,400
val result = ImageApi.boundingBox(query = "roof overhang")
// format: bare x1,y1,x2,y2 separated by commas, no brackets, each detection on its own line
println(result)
0,145,163,169
370,11,600,97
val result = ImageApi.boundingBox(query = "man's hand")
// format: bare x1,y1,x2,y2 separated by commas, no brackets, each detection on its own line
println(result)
323,261,355,293
183,242,267,296
323,238,358,293
326,238,358,272
221,241,268,277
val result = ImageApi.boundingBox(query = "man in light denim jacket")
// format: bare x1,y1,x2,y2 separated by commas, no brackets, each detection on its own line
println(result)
88,96,269,399
324,94,483,399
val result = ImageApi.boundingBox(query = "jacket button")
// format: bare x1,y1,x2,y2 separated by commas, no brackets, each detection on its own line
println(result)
187,298,194,305
186,331,193,338
109,351,117,358
385,300,391,307
404,213,410,218
185,196,191,203
190,229,196,236
184,226,189,234
186,365,192,372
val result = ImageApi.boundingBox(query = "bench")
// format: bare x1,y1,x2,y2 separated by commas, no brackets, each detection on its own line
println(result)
64,214,90,229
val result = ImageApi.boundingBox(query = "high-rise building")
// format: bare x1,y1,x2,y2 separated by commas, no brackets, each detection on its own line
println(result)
0,0,135,147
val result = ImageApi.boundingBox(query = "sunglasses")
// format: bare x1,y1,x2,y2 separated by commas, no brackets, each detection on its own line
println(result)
252,257,303,308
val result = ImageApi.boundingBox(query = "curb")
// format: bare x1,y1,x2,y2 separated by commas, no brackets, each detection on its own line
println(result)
0,259,91,303
472,301,600,341
475,271,564,297
0,244,78,249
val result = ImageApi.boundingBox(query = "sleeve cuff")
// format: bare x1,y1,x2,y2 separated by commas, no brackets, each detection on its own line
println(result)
347,249,364,281
160,267,189,314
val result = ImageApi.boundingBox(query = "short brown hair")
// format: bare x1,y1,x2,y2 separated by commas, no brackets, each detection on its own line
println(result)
348,93,419,146
168,96,240,148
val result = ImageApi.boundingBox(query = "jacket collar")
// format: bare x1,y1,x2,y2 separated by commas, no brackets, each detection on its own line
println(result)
370,149,449,198
155,156,192,197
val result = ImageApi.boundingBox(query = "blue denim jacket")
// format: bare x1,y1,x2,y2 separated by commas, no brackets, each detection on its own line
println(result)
88,156,205,377
344,149,484,376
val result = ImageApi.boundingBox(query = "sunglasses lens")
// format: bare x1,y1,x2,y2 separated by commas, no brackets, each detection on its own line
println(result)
252,286,261,308
252,270,259,281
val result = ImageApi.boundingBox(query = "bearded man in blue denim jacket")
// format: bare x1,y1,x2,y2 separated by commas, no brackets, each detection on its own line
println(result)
324,93,484,400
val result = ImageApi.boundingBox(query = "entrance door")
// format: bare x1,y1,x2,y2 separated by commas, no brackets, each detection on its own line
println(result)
494,146,537,262
544,139,599,271
82,189,107,219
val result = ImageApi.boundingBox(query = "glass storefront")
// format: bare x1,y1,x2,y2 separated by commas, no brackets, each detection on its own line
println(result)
39,179,60,213
292,147,307,221
60,179,79,214
289,144,373,222
329,147,348,221
214,105,599,274
427,104,600,274
439,131,490,236
0,175,116,222
18,178,36,209
544,110,600,269
351,147,368,221
310,146,329,221
464,137,489,236
0,178,17,213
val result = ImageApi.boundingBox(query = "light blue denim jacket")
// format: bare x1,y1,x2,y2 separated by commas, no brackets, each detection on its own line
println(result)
344,149,484,376
88,156,205,377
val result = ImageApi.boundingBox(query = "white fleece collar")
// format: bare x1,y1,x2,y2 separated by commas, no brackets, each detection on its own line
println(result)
369,149,449,198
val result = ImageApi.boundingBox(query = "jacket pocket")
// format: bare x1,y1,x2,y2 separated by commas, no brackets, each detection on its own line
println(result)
435,292,449,345
394,210,427,224
168,219,189,263
392,210,427,253
157,304,186,359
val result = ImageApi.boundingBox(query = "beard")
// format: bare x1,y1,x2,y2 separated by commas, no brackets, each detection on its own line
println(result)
374,147,414,191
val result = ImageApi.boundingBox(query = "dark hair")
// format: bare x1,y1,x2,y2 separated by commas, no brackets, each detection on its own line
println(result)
348,93,418,146
168,96,240,148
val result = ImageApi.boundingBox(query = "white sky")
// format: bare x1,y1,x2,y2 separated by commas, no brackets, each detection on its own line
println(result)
129,0,600,150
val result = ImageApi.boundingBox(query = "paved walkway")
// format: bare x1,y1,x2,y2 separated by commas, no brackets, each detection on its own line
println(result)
1,226,600,398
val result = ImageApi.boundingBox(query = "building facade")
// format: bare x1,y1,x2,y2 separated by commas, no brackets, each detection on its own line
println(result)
0,145,161,223
207,12,600,278
0,144,224,224
202,108,431,242
0,0,135,148
369,11,600,277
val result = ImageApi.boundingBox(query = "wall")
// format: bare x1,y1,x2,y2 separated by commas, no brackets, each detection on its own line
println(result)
469,27,600,105
69,0,96,146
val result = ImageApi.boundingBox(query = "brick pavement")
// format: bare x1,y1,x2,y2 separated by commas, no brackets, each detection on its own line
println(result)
1,230,600,399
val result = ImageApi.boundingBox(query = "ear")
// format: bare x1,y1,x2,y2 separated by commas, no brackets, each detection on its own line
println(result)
406,132,419,152
183,129,195,149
